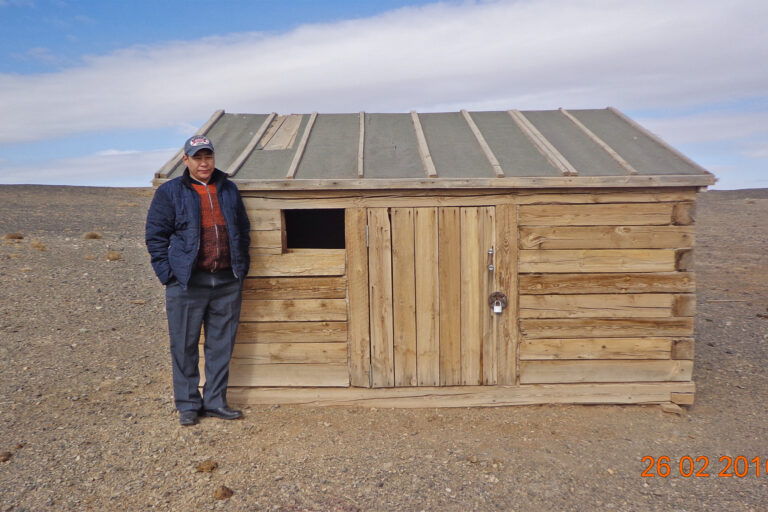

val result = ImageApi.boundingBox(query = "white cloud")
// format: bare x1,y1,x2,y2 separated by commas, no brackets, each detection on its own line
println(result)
639,111,768,145
1,0,766,144
0,148,175,187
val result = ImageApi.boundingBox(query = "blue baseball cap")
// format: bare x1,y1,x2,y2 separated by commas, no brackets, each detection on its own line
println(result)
184,135,214,156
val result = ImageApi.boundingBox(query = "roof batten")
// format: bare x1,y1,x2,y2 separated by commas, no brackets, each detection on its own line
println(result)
607,107,710,175
156,109,224,178
508,109,578,176
358,111,365,178
411,111,438,178
226,112,276,177
559,108,637,175
461,110,504,178
286,111,317,179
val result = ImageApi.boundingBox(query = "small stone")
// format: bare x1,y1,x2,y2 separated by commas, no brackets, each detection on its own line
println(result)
0,452,13,462
195,459,218,473
213,485,233,500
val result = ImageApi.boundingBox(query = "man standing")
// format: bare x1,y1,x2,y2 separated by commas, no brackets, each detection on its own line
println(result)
146,135,250,426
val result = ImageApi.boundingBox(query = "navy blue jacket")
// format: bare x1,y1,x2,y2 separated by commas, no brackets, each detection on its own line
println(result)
145,168,251,288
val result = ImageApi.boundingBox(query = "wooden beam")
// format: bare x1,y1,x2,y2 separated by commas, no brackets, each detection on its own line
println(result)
232,342,347,364
519,225,694,250
519,249,678,273
519,293,686,319
156,109,224,178
227,382,696,407
671,338,694,360
345,208,371,387
240,189,698,209
173,174,716,191
358,111,365,178
672,202,696,225
520,360,693,384
520,317,694,339
519,272,696,295
508,109,578,176
226,113,276,176
236,321,347,344
559,108,638,175
248,249,346,277
518,203,674,226
285,111,318,179
676,249,694,271
411,111,438,178
608,106,714,177
242,277,346,300
461,109,504,177
520,337,677,360
226,362,349,387
240,299,347,322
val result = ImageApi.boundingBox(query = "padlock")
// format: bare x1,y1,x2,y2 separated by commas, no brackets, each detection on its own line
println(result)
493,300,503,314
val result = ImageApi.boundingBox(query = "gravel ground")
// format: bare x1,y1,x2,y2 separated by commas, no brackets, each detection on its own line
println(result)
0,185,766,511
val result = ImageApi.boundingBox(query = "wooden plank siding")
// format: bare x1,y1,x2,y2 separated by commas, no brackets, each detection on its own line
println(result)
517,199,697,386
228,195,698,395
234,204,352,387
519,272,695,295
519,360,693,384
519,294,695,319
248,249,345,277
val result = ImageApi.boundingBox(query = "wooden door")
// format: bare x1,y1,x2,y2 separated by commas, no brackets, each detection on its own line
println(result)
347,205,518,388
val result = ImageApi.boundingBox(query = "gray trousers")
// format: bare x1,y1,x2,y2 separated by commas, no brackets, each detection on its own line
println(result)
165,269,242,412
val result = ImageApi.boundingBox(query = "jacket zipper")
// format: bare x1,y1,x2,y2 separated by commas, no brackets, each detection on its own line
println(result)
204,183,220,272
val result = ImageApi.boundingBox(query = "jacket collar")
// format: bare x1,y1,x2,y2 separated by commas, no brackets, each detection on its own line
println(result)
181,168,226,189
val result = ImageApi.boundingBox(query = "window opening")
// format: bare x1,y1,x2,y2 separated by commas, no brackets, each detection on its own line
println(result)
284,209,346,249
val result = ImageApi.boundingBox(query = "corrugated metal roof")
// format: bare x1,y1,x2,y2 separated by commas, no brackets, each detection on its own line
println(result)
156,108,715,189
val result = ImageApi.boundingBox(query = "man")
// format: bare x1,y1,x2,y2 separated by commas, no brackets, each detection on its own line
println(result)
146,135,251,426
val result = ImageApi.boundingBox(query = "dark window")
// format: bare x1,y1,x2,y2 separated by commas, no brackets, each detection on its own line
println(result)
284,209,345,249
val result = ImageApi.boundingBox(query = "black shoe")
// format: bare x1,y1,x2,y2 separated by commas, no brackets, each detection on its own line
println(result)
179,410,199,426
202,406,243,420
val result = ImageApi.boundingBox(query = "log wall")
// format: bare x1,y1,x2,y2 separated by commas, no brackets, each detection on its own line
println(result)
516,199,696,385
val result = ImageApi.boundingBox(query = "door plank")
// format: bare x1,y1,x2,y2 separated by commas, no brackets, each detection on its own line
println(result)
415,207,440,386
391,208,417,386
494,204,519,384
345,208,371,387
438,207,462,386
368,208,395,387
460,207,483,385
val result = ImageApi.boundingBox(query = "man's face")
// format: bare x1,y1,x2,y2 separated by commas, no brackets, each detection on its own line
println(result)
183,149,215,183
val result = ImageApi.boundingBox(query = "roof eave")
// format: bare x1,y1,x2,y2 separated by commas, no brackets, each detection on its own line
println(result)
153,174,716,190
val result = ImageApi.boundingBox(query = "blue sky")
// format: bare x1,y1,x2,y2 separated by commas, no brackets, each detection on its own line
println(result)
1,0,766,188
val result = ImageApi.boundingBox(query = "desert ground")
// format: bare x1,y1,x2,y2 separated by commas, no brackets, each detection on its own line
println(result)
0,185,767,511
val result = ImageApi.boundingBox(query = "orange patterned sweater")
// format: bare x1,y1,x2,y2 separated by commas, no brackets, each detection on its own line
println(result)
190,181,231,272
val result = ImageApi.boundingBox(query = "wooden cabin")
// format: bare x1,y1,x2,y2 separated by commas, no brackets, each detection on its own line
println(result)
154,108,715,408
